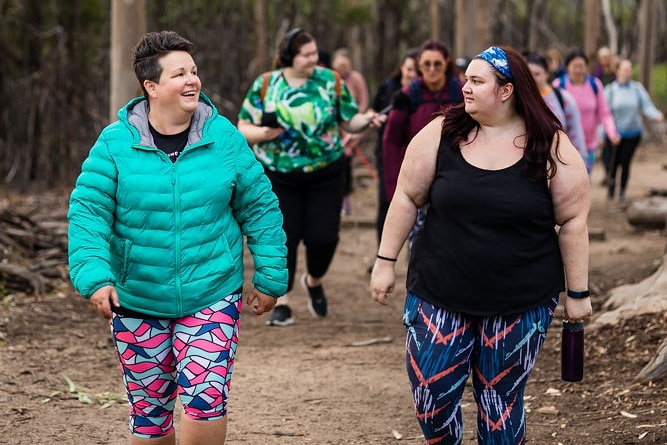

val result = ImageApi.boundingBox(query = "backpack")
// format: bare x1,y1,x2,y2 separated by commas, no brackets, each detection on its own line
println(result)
392,77,463,114
558,74,598,95
552,86,566,114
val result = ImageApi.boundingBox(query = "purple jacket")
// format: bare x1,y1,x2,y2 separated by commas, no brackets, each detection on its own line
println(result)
382,77,462,201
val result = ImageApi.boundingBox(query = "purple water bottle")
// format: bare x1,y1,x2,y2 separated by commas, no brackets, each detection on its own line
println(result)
561,320,584,382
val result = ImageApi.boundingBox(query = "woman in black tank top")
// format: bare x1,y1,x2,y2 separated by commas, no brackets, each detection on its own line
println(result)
369,45,591,444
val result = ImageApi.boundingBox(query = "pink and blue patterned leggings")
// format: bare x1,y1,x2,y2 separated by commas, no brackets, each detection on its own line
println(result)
403,293,558,444
110,292,242,438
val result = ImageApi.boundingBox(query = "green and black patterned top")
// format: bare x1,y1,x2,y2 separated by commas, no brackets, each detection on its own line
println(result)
238,67,359,173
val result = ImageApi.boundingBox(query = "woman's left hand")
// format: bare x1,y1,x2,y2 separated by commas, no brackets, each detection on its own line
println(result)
246,289,277,315
563,296,592,323
608,134,621,146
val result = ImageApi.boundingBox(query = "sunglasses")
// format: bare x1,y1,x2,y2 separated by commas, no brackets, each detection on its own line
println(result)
420,60,445,70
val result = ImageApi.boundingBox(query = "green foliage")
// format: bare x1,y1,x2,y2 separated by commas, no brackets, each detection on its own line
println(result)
332,0,373,25
649,63,667,111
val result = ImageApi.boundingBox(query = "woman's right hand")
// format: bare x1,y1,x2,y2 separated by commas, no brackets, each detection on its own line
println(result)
237,118,284,145
370,261,396,306
260,126,285,141
90,285,119,320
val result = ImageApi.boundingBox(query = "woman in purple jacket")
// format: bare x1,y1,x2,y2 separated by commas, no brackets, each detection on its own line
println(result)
381,40,463,247
382,39,463,204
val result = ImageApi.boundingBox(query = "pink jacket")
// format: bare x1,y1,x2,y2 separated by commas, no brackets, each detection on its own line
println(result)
553,75,618,150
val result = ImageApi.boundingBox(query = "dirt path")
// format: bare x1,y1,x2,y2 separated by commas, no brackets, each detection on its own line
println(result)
1,143,666,444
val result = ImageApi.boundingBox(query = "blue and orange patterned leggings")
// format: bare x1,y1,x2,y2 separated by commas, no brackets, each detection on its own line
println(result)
403,293,558,445
110,291,242,438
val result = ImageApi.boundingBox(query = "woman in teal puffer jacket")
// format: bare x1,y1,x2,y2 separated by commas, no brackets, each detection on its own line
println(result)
67,31,287,445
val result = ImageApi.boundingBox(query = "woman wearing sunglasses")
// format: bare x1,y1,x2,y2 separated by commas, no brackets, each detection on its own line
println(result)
380,39,463,249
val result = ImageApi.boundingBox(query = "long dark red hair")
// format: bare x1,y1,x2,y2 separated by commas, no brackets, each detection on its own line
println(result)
441,45,563,180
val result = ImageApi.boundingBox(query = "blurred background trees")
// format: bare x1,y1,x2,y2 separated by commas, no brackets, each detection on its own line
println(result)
1,0,666,189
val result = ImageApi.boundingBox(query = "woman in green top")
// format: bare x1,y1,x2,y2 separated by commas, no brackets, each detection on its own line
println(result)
238,29,384,326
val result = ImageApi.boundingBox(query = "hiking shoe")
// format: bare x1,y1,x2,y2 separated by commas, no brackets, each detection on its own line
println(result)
301,273,328,318
265,305,294,326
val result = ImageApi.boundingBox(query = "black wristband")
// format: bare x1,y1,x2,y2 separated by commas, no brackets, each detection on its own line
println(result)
567,289,590,299
376,254,397,262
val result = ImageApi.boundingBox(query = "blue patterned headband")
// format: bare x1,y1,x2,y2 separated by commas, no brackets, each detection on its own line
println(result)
477,46,513,80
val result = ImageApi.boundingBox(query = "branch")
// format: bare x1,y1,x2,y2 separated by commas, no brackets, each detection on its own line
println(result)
636,337,667,382
0,263,46,294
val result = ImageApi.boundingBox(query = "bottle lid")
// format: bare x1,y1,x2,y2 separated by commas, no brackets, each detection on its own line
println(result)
563,320,584,330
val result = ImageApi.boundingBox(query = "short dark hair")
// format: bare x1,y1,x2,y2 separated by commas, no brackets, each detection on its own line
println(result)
524,53,549,72
564,48,589,68
133,31,196,99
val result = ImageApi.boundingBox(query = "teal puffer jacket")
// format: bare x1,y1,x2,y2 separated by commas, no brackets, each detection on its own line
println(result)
68,94,287,318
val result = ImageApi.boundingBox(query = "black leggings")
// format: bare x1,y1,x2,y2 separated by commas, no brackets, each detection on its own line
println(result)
264,157,345,292
606,135,641,196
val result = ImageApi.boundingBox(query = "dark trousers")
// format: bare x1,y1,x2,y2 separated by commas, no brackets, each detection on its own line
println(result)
264,157,345,292
606,135,641,197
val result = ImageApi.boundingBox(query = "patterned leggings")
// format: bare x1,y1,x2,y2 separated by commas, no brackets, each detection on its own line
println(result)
403,293,558,445
110,292,242,438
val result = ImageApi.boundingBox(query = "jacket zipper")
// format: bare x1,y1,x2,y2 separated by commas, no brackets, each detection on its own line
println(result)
172,164,183,316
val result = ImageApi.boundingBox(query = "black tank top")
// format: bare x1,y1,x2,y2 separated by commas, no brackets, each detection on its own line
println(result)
406,136,564,316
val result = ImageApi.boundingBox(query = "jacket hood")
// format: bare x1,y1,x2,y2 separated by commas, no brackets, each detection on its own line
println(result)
117,92,216,148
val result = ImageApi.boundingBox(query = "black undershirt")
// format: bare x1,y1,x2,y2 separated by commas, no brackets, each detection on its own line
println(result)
149,122,190,162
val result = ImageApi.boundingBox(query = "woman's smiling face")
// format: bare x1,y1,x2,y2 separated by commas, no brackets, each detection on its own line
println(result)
149,50,201,113
292,41,319,76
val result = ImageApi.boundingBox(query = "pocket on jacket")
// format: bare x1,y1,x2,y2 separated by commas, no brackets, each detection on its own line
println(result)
216,233,235,276
110,236,132,285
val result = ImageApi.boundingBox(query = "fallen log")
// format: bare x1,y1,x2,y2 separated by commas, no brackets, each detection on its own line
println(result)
0,204,68,294
626,196,667,228
0,263,46,294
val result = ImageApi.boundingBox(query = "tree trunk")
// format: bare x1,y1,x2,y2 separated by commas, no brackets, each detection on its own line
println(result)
455,0,495,59
527,0,547,52
584,0,601,62
110,0,146,120
637,0,656,90
252,0,267,77
430,0,440,40
600,0,617,54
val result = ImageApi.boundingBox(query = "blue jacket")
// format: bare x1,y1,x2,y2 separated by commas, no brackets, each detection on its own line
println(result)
604,80,663,138
68,94,288,317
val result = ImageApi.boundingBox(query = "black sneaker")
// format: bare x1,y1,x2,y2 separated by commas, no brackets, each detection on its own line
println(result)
301,273,328,317
265,305,294,326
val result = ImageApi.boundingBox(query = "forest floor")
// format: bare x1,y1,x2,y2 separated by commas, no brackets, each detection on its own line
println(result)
0,141,666,444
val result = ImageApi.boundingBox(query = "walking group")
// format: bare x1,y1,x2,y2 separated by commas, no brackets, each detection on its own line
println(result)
66,28,662,445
